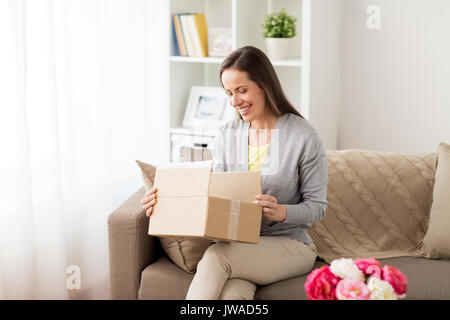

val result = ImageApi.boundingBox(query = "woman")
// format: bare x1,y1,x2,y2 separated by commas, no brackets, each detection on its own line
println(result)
141,46,328,300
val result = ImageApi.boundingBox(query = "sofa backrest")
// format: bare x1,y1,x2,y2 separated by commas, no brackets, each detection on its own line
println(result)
179,146,437,263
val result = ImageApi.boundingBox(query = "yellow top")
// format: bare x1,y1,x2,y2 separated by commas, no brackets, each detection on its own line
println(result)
248,143,270,172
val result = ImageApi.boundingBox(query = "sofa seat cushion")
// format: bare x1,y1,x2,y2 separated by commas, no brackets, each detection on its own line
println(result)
255,257,450,300
139,257,327,300
375,257,450,299
140,256,450,300
254,260,328,300
138,255,194,300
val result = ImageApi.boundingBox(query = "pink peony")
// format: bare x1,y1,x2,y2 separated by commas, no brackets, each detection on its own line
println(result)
353,258,382,279
382,265,407,297
336,279,371,300
305,266,341,300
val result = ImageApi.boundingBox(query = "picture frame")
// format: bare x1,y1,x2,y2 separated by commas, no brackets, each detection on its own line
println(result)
182,86,236,128
208,28,233,57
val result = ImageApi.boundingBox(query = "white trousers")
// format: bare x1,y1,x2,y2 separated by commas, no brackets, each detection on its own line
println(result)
186,236,317,300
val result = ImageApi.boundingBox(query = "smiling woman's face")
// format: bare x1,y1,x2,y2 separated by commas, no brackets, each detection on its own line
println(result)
221,68,268,122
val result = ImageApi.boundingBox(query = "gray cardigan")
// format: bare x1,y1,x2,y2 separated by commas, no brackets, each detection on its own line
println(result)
212,112,328,244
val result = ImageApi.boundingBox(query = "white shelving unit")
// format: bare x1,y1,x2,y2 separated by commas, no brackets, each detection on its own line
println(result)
169,56,302,67
166,0,340,161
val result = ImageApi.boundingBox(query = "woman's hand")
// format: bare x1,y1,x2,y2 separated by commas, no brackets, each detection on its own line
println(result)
141,187,158,217
253,194,287,222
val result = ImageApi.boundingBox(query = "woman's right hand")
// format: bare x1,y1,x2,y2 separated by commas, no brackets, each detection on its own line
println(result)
141,187,158,217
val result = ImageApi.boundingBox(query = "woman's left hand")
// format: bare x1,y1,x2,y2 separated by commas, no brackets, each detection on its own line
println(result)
253,194,287,222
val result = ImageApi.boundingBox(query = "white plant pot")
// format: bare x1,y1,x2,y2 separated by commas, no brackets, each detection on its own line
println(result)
265,37,291,60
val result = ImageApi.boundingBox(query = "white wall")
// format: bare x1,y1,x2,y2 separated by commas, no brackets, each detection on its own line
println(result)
339,0,450,153
308,0,342,150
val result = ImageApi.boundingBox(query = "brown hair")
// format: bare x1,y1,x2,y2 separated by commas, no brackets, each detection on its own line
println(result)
219,46,303,119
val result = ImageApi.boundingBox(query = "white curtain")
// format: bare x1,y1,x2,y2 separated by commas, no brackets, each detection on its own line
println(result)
0,0,168,299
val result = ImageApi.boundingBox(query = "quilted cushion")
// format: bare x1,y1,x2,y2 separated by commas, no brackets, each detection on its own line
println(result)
308,149,436,263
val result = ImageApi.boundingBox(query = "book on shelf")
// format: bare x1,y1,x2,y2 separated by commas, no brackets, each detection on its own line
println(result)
172,14,186,56
193,13,208,57
172,12,209,57
179,13,195,57
186,14,202,57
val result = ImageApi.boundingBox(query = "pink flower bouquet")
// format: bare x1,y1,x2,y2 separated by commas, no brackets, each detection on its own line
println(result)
305,258,407,300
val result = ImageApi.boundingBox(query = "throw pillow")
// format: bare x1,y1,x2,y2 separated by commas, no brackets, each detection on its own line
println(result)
135,160,156,191
136,154,214,273
422,142,450,258
158,236,213,273
307,149,437,263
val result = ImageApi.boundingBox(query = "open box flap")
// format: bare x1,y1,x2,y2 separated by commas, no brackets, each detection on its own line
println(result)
154,160,212,197
208,171,262,203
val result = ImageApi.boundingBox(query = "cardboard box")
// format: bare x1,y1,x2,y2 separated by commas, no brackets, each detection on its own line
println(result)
148,161,262,244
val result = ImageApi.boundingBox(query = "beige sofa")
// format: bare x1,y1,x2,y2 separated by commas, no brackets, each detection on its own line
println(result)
108,149,450,300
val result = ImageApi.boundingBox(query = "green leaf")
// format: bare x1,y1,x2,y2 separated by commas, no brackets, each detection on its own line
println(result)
262,8,297,38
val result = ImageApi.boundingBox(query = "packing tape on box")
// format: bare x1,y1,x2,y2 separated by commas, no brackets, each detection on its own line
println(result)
227,200,241,240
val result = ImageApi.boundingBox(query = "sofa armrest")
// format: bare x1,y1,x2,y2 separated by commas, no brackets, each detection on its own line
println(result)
107,186,162,299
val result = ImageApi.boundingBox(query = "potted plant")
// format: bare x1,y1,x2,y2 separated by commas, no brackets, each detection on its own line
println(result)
262,8,297,60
